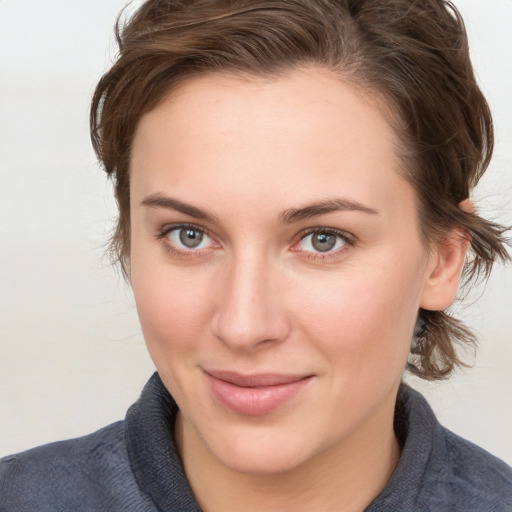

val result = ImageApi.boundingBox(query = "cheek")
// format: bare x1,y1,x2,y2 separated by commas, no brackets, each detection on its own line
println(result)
290,255,424,376
131,261,214,357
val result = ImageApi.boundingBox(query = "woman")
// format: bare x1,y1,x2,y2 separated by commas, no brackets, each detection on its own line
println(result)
1,0,511,510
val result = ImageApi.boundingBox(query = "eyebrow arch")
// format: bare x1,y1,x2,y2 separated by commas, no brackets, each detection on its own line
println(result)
279,198,379,224
141,193,219,223
141,193,379,225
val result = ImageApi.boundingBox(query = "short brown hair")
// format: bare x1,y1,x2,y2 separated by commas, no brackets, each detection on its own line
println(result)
90,0,509,380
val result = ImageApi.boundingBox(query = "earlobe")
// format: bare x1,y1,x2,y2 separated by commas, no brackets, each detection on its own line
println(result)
459,198,476,215
420,229,470,311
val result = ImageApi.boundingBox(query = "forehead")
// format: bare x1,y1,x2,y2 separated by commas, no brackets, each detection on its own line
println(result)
130,68,413,222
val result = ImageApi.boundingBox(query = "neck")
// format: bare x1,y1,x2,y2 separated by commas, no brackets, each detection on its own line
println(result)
175,388,401,512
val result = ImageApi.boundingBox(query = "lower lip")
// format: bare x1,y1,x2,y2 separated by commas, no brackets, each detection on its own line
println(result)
206,374,313,416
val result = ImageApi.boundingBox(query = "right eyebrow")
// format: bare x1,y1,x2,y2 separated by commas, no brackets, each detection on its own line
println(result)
140,193,219,223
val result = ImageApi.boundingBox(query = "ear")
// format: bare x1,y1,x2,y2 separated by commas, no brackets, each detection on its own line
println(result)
420,201,473,311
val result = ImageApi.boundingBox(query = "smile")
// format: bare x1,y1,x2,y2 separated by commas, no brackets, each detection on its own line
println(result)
204,370,314,416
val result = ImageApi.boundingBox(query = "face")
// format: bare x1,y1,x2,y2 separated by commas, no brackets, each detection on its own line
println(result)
129,68,434,475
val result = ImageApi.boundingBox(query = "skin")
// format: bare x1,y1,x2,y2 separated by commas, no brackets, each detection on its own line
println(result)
129,68,468,511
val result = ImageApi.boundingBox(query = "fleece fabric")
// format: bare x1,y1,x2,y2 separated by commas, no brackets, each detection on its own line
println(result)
1,373,511,511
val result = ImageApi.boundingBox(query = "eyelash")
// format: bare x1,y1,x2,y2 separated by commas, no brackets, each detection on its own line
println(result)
156,223,218,257
156,224,355,260
293,228,354,261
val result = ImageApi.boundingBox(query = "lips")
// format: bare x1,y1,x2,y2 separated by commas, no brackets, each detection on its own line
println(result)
205,370,313,416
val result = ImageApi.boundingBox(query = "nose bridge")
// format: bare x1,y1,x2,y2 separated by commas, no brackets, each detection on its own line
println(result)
211,245,287,350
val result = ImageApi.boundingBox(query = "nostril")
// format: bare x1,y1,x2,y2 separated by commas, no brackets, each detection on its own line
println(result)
210,304,289,352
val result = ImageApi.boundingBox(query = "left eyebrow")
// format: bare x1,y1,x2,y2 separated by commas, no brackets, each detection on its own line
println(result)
278,198,379,224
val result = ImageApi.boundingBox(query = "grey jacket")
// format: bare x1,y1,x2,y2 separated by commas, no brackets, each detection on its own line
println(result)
1,373,511,511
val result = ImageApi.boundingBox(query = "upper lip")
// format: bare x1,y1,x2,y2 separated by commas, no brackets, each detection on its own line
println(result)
204,370,312,387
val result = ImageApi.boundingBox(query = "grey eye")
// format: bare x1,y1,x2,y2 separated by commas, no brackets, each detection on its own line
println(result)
297,230,347,254
167,227,213,250
179,228,204,248
311,232,337,252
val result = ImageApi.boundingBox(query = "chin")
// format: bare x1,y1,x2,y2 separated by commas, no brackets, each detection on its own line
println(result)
202,423,318,475
217,447,309,476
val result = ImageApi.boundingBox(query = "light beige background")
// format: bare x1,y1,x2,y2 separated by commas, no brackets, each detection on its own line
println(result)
1,0,511,464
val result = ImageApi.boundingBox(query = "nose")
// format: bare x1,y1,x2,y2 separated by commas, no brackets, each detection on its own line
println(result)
210,251,290,352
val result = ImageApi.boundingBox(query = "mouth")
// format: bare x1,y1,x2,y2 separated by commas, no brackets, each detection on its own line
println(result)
204,370,314,416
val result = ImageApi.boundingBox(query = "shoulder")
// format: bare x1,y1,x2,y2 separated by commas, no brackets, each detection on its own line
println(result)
0,421,156,512
371,384,512,512
426,425,512,509
404,385,512,511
